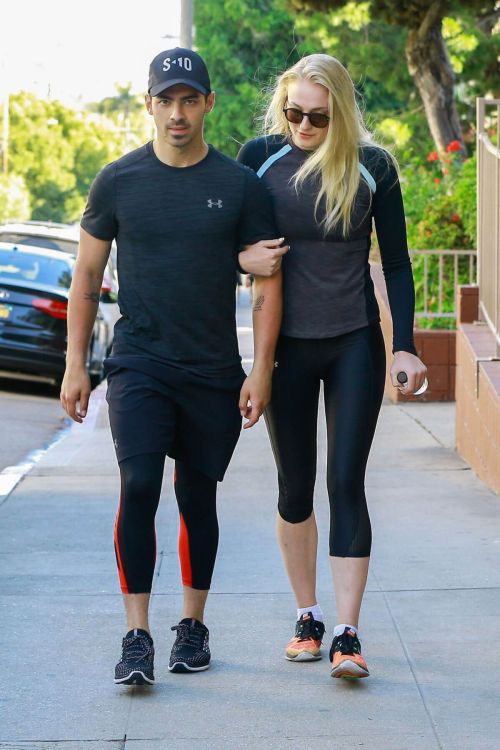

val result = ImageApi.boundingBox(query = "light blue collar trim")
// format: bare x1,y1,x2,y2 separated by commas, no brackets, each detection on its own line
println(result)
256,144,293,178
257,143,377,195
358,163,376,193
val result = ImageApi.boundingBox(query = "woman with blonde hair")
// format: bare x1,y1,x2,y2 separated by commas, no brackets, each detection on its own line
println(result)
237,53,426,678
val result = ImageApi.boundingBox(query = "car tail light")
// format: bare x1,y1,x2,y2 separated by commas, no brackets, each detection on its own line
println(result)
32,298,68,319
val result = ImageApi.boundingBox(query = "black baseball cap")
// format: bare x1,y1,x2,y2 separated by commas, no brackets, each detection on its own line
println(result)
148,48,211,97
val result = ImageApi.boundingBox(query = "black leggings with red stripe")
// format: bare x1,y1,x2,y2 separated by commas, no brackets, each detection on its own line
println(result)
114,453,218,593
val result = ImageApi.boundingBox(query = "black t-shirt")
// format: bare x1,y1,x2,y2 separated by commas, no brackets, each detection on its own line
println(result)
81,142,277,376
238,135,416,354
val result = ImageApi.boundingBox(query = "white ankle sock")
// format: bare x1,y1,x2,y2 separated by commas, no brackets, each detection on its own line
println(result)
333,623,358,637
297,604,324,622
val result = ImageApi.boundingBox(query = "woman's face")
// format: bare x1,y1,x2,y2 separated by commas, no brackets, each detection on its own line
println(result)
285,79,330,151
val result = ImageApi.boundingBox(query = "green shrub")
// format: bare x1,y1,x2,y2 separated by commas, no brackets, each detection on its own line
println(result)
396,143,477,330
401,144,476,251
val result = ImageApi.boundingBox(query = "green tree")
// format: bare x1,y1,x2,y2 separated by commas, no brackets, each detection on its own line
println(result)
0,174,30,223
195,0,312,156
87,84,149,151
290,0,500,155
292,3,433,155
8,92,125,222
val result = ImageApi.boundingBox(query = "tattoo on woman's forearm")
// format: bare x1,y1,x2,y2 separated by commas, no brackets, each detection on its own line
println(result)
253,295,265,312
84,291,99,303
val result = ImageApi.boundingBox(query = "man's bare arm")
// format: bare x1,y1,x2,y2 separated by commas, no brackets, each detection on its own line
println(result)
60,227,112,422
239,270,283,428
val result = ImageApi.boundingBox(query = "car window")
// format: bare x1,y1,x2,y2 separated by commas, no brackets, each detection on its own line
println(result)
0,249,73,289
0,233,78,255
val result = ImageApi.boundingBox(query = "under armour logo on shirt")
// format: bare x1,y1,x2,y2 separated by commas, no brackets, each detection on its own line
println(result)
207,199,223,208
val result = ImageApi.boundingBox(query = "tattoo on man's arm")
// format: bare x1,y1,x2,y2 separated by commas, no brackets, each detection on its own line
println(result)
253,295,265,312
83,291,100,303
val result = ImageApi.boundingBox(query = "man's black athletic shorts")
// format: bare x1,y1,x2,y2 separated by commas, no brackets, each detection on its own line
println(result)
104,356,245,481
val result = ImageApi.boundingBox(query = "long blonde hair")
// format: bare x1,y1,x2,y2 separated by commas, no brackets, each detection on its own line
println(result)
264,54,388,237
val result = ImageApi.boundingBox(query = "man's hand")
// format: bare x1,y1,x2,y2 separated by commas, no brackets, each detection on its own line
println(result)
60,365,91,423
238,238,289,277
238,368,273,429
390,351,427,395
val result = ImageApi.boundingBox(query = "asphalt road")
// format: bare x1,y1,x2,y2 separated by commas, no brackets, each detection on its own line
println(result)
0,376,67,472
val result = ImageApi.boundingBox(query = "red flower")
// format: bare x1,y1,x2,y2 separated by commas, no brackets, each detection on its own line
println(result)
434,177,441,183
445,140,462,153
427,151,439,162
452,213,459,222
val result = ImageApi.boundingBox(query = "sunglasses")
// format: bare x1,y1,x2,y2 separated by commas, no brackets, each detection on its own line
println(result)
283,107,330,129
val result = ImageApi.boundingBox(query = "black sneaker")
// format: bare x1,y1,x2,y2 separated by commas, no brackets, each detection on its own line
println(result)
285,612,325,661
169,618,210,673
114,628,155,685
329,627,369,679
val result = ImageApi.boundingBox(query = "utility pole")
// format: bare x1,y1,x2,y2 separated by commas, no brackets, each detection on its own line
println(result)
1,56,8,175
1,92,8,175
180,0,193,49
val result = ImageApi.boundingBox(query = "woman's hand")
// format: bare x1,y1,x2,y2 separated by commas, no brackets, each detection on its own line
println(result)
238,238,289,277
390,351,427,395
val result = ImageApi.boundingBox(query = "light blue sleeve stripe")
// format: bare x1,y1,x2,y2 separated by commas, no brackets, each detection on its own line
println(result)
256,144,293,178
359,163,376,193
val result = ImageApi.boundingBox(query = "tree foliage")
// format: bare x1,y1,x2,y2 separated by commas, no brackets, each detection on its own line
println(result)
0,174,31,223
195,0,312,156
7,93,126,222
290,0,499,153
87,84,150,153
292,3,433,153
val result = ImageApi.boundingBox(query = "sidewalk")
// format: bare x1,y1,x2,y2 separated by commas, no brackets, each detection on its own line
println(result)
1,293,500,749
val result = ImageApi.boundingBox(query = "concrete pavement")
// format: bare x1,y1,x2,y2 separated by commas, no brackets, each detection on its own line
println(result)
1,291,500,749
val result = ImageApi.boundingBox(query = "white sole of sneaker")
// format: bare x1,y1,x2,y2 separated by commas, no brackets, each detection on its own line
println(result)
114,670,155,685
168,662,210,673
285,651,322,662
330,660,369,679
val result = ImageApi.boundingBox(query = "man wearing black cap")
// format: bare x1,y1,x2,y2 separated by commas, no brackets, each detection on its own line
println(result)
60,47,284,685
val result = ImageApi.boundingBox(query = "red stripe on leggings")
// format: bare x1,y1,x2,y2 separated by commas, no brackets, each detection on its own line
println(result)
178,512,192,588
114,493,129,594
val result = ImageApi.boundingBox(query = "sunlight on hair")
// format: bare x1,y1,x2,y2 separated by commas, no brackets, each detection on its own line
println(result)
264,54,397,237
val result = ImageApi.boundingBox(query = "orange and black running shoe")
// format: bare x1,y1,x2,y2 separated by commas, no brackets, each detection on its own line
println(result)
329,627,369,678
285,612,325,661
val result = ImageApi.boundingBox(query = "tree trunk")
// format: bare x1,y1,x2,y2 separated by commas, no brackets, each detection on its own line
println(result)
405,6,466,157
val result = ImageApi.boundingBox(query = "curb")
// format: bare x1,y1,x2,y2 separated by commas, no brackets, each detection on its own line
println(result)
0,381,107,505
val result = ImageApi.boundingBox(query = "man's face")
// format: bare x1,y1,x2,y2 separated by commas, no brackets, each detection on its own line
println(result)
145,84,215,149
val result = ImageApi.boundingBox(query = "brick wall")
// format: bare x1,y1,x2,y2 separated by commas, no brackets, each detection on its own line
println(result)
455,285,500,494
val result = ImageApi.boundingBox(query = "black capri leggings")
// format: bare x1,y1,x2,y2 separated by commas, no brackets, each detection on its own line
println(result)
114,454,218,593
265,324,386,558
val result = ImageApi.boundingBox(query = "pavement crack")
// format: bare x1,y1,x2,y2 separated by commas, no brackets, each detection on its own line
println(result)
374,568,446,750
396,405,447,448
154,549,165,579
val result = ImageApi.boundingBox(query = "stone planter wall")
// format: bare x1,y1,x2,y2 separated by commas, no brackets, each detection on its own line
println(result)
455,285,500,494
